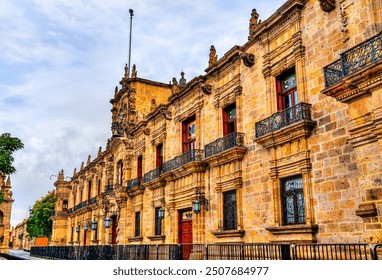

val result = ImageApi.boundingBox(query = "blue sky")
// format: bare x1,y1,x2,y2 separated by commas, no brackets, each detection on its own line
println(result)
0,0,286,226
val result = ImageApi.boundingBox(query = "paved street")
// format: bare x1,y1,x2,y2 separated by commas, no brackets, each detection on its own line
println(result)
0,249,43,260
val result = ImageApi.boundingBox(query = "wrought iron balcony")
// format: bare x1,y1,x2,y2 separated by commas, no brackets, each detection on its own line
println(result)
162,149,204,174
68,208,73,214
127,178,140,191
89,196,97,205
104,184,114,194
74,201,88,211
255,103,313,138
324,31,382,88
143,167,161,184
205,132,245,158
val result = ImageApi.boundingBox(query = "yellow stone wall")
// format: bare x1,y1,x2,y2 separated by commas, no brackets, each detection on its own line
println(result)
51,0,382,246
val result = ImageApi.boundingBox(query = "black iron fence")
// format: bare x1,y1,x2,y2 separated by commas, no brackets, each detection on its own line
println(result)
292,243,374,260
30,243,382,260
255,103,313,138
374,244,382,260
204,132,245,158
323,31,382,88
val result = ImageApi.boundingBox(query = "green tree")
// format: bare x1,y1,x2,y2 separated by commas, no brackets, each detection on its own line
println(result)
0,133,24,175
26,191,55,238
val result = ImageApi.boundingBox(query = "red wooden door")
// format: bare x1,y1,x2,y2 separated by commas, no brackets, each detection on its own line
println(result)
179,211,193,260
111,216,118,245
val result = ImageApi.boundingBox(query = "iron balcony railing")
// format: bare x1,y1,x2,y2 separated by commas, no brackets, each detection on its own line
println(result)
104,184,113,194
161,149,204,174
255,102,313,138
143,167,161,184
126,178,140,191
89,196,97,205
67,208,73,214
73,201,88,212
323,31,382,88
204,132,245,158
30,243,382,260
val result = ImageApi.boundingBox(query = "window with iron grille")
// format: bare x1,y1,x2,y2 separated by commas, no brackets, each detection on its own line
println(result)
135,212,141,237
281,175,305,225
223,190,237,230
155,207,162,235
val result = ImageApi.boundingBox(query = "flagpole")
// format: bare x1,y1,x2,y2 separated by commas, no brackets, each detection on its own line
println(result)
128,9,134,78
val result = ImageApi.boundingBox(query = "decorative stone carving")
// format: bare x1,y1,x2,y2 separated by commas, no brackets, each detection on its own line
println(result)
200,83,213,95
131,64,137,78
340,6,349,43
150,98,157,112
240,53,255,67
171,77,179,95
249,9,261,37
208,45,218,67
161,109,172,120
143,127,150,135
319,0,336,12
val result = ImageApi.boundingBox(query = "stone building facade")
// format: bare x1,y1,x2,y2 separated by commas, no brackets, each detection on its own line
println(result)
51,0,382,251
12,219,30,250
0,174,14,254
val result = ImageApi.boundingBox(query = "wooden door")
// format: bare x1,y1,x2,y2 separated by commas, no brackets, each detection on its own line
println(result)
179,210,193,260
111,216,118,245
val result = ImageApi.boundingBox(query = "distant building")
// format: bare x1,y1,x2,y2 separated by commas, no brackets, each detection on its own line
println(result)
0,174,14,254
12,219,31,251
51,0,382,256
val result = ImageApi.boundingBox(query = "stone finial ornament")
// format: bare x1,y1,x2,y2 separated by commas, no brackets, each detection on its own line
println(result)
319,0,336,12
208,45,218,67
249,9,261,36
179,71,186,87
172,77,179,95
124,63,129,79
131,64,137,78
